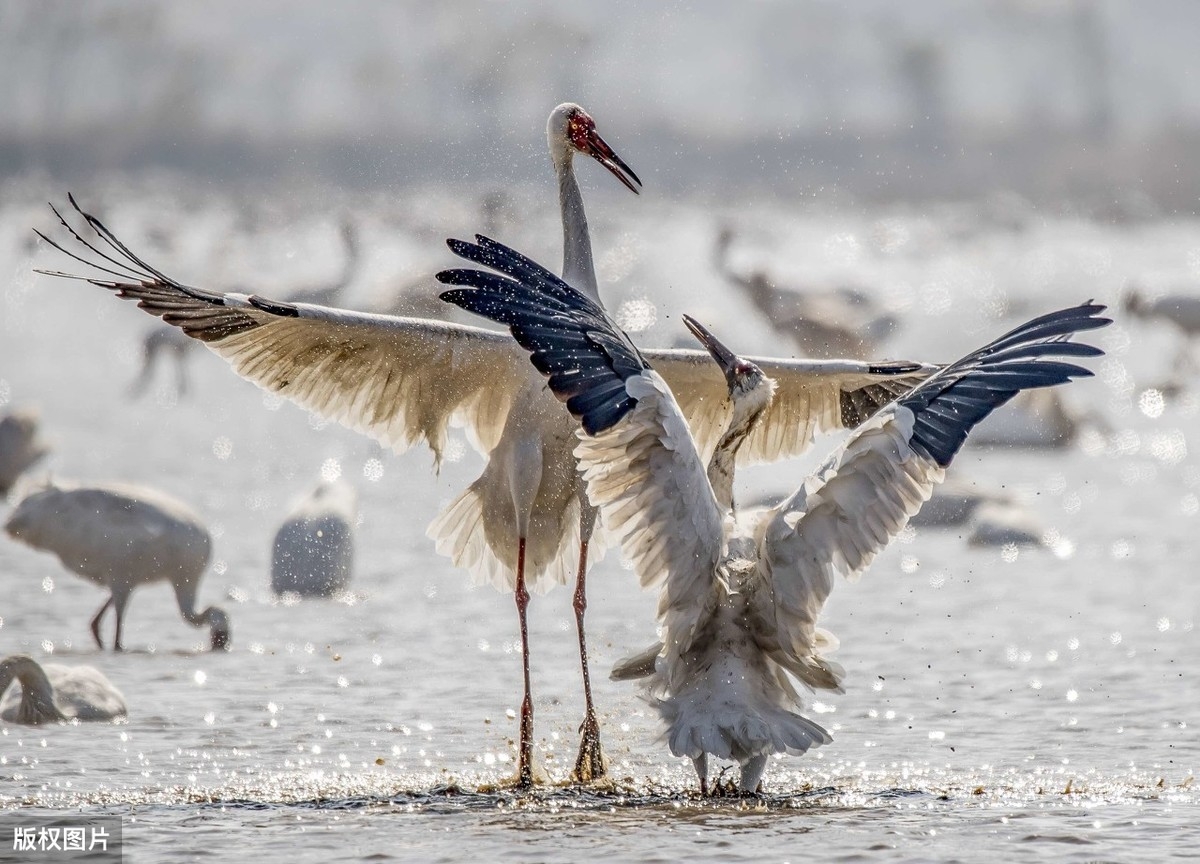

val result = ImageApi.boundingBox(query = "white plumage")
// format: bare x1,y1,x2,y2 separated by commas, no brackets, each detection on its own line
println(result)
36,120,931,785
0,654,127,724
271,480,357,597
4,480,230,652
436,236,1109,794
130,218,360,400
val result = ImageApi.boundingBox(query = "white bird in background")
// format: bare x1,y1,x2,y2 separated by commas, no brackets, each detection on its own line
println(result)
1124,285,1200,372
129,217,360,400
0,654,127,724
272,479,357,598
4,481,230,652
436,236,1110,794
713,225,897,360
0,408,49,496
35,136,934,781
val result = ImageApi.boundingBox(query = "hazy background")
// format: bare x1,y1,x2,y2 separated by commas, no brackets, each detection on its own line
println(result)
3,0,1198,213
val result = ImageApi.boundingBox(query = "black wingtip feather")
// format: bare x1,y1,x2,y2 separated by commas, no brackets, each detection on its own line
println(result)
439,235,652,435
900,301,1109,467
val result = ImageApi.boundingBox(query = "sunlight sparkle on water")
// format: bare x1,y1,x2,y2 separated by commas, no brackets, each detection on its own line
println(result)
1139,389,1165,418
363,458,384,482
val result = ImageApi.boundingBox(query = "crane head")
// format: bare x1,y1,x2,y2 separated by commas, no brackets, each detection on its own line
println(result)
206,607,231,651
682,314,770,398
549,103,642,194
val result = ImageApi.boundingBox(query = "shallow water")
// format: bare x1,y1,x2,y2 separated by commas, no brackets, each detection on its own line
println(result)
0,179,1197,862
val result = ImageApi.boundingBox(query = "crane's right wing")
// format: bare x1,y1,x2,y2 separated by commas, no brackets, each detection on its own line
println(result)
760,304,1110,681
438,236,725,640
34,197,529,462
646,349,937,465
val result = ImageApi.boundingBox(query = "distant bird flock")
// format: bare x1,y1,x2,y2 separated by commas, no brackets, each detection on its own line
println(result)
0,102,1132,798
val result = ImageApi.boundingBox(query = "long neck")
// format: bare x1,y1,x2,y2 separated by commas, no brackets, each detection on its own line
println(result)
173,581,209,628
706,402,763,512
0,656,64,724
335,225,359,294
557,153,600,302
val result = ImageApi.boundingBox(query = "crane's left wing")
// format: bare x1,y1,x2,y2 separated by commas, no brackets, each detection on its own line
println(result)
760,303,1110,682
34,197,530,463
646,349,936,464
438,236,726,641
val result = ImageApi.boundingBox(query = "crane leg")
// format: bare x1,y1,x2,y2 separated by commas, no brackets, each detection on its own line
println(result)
174,346,190,398
693,753,709,796
514,537,534,788
571,539,607,783
112,593,130,652
90,597,113,650
128,342,156,400
739,755,768,795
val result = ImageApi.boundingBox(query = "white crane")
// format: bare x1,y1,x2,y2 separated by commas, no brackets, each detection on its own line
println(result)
4,480,230,652
713,225,897,360
0,408,49,495
0,654,127,724
34,192,934,783
272,479,357,597
435,235,1110,793
1124,286,1200,371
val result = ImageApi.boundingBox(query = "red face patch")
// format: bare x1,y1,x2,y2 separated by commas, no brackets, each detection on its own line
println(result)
568,112,595,151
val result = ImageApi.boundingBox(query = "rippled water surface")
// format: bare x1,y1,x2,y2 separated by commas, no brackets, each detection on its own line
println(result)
0,180,1197,862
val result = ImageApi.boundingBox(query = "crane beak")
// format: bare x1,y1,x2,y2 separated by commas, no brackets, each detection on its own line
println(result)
682,314,745,386
583,128,642,195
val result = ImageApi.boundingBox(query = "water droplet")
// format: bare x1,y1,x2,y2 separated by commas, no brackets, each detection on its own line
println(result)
1066,690,1079,703
41,577,53,593
1139,389,1165,419
193,670,207,686
203,712,216,725
212,436,233,460
363,458,384,482
320,458,341,482
614,299,657,333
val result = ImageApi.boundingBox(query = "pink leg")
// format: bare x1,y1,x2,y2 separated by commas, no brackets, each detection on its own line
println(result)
571,540,606,782
515,537,534,787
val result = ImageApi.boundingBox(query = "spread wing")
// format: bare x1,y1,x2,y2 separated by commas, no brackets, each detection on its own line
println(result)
34,197,529,462
646,349,936,464
438,236,725,640
760,303,1110,680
